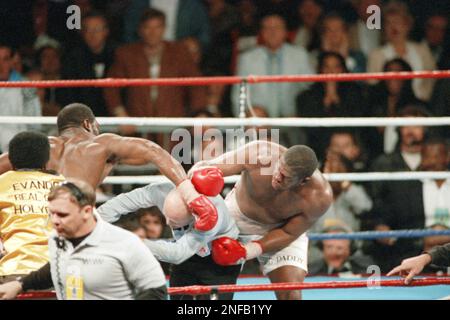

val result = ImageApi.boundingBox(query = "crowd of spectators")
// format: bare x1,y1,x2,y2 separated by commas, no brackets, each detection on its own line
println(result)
0,0,449,276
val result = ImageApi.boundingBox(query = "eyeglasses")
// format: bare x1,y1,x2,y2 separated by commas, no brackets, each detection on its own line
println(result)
60,181,86,204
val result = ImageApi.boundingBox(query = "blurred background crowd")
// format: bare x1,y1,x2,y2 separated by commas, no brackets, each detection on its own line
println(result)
0,0,449,277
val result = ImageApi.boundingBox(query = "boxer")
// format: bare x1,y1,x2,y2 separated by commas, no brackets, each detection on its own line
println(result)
190,140,333,299
0,103,217,232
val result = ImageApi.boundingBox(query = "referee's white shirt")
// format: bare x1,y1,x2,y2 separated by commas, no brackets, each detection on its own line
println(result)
48,217,166,300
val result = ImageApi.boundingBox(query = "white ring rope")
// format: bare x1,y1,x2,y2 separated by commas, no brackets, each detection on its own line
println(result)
103,171,450,185
1,116,450,127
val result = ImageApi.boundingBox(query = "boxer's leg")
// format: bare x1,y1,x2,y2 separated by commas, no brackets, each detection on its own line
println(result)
260,234,309,300
267,266,306,300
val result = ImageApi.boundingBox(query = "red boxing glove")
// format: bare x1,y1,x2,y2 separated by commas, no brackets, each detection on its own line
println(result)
177,180,218,232
191,167,224,196
212,237,263,266
188,195,218,232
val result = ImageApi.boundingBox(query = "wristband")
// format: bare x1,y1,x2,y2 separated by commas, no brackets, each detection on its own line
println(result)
244,241,263,260
177,179,200,203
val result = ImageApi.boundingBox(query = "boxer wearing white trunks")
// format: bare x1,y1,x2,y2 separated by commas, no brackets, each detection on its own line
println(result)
190,140,333,300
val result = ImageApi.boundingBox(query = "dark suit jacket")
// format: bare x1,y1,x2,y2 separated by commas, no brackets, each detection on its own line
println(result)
369,152,425,229
104,41,207,118
61,41,116,116
363,151,425,272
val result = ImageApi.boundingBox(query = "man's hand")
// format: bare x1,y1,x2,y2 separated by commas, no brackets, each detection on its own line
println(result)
0,281,23,300
387,254,432,285
211,237,263,266
177,180,218,232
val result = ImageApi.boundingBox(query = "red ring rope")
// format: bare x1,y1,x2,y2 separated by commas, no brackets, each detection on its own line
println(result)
167,277,450,295
15,277,450,299
1,70,449,88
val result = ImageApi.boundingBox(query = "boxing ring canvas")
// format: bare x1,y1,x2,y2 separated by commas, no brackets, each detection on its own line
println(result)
232,276,450,300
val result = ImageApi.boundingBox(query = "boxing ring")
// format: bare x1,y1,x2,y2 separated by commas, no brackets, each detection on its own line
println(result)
2,70,450,300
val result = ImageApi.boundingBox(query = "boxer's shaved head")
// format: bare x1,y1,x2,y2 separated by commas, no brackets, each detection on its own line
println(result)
163,189,193,228
57,103,96,134
284,145,318,180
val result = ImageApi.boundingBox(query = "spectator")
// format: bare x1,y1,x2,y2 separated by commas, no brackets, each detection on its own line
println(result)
235,0,259,55
11,49,24,75
315,12,366,73
327,130,368,173
367,58,425,156
364,107,432,272
370,106,429,174
367,1,436,101
234,14,312,118
421,13,448,63
297,51,366,158
348,0,382,57
204,71,231,116
60,11,116,117
123,0,210,51
36,45,65,116
25,69,60,119
203,0,240,75
31,0,86,51
115,214,147,240
136,207,167,240
292,0,324,51
420,138,450,251
0,131,64,283
255,0,299,31
0,43,41,153
135,207,171,275
309,224,374,276
428,16,450,141
182,37,202,67
429,78,450,140
104,9,207,143
315,150,372,232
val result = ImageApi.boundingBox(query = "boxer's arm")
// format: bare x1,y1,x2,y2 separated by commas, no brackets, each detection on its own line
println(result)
257,194,332,253
0,153,12,174
97,182,174,223
190,140,284,177
97,134,187,186
257,214,316,253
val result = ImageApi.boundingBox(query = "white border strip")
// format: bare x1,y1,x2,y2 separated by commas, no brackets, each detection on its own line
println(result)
1,116,450,127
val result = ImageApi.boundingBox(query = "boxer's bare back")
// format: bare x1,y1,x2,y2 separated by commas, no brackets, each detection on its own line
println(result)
194,141,332,227
1,128,187,188
47,134,116,188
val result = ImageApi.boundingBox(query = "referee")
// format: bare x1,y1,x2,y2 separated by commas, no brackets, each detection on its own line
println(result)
0,180,167,300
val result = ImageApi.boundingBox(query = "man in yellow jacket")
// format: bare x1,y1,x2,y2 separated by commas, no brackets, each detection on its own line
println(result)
0,131,64,283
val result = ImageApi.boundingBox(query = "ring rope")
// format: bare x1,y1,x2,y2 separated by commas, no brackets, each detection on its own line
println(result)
168,277,450,296
15,277,450,299
101,172,450,185
1,116,449,127
1,70,449,88
308,229,450,241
